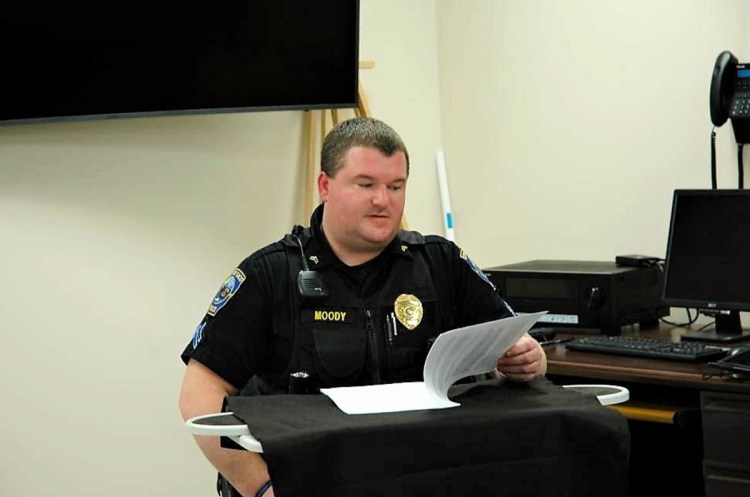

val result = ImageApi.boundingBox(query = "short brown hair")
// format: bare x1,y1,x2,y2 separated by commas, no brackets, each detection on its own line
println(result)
320,117,410,177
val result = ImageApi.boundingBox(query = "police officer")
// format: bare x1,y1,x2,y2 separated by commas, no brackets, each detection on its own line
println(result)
179,117,548,497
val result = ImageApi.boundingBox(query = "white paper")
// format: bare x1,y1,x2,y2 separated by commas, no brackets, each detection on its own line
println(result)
320,311,546,415
317,381,457,415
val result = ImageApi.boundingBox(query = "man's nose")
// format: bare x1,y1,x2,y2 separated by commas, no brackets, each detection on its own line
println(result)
372,185,388,205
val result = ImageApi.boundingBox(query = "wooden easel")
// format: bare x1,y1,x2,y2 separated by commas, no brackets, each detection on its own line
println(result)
301,61,408,228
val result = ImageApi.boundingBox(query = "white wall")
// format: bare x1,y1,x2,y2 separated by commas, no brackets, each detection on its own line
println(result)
0,1,747,496
359,1,444,234
0,112,305,496
0,1,441,496
435,0,750,267
435,0,750,328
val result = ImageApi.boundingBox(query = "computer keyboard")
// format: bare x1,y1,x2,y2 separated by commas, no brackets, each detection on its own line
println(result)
565,336,729,362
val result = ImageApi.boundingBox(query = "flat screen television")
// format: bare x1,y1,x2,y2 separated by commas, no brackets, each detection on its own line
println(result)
0,0,359,125
663,189,750,343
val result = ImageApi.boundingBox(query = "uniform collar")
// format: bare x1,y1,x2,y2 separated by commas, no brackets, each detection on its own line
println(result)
304,204,415,270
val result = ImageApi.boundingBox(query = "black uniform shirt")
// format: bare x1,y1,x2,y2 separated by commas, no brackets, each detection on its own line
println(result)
181,204,512,391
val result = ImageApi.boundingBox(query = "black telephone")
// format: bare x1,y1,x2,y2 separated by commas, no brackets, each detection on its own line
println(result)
709,50,750,143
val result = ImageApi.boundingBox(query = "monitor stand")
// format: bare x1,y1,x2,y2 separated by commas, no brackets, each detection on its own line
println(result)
680,311,750,344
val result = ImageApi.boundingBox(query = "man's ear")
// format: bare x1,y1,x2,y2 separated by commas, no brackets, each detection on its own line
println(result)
317,171,330,201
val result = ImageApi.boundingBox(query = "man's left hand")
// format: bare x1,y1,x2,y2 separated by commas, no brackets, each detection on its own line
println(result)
495,334,547,382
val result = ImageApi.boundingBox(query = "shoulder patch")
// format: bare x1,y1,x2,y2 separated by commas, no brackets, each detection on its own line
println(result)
191,320,206,348
207,268,246,316
460,249,496,291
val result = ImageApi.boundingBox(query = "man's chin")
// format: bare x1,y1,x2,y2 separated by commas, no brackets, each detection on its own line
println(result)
360,228,398,247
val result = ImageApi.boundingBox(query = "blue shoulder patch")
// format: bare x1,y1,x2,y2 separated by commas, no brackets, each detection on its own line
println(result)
459,248,496,291
191,320,206,348
207,268,246,316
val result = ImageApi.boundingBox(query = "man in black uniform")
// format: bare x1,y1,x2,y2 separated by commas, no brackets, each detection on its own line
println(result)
179,117,547,497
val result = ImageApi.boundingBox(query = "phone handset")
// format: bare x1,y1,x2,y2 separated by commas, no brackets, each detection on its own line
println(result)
709,50,750,189
709,50,738,127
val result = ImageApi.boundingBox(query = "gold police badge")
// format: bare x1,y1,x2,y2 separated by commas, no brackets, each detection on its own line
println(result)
394,294,423,330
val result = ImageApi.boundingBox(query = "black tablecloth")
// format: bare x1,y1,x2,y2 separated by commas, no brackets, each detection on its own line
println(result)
225,378,630,497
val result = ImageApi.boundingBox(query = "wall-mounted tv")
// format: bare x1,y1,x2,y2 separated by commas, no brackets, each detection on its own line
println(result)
0,0,359,125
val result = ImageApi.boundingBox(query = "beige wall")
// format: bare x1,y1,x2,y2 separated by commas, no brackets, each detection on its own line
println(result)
435,0,750,329
0,2,441,496
436,0,750,266
0,1,747,496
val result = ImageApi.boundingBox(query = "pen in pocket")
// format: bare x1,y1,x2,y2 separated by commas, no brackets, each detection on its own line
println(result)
385,312,398,344
385,313,394,344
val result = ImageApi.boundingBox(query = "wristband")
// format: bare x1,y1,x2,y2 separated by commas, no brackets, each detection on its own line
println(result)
255,479,272,497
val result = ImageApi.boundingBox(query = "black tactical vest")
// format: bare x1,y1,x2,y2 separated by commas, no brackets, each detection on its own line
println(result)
254,227,447,394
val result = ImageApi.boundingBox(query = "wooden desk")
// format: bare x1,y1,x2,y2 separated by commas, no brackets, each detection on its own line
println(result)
544,325,750,497
546,326,750,394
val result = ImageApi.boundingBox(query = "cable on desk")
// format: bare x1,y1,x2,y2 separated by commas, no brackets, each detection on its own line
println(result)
695,320,717,332
659,307,699,328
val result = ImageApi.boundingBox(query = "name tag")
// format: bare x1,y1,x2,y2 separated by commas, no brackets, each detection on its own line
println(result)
301,308,359,325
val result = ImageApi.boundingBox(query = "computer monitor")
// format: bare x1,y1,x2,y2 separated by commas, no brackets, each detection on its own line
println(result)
663,189,750,343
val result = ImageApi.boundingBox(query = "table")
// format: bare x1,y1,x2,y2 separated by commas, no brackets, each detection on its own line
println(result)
187,378,630,497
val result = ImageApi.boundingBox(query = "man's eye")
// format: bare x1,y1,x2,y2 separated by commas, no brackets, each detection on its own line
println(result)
388,185,403,192
358,183,373,188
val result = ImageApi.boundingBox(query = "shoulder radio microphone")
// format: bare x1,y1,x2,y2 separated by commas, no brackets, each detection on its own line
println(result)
292,225,329,299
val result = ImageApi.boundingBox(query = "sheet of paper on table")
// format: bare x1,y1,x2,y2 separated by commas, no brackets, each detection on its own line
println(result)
320,311,546,415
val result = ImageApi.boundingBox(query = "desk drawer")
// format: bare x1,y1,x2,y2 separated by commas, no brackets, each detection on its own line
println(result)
704,462,750,497
701,391,750,467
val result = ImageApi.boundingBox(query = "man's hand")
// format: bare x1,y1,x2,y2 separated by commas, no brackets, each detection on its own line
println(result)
495,333,547,382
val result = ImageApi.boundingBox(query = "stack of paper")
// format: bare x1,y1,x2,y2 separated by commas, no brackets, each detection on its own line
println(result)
320,312,546,414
